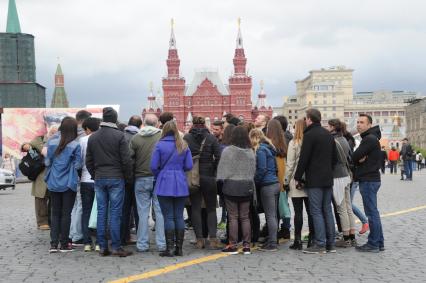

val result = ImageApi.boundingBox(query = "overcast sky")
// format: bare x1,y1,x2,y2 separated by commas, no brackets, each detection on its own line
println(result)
1,0,425,120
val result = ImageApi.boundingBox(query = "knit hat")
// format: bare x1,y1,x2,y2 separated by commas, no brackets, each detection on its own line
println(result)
103,107,118,123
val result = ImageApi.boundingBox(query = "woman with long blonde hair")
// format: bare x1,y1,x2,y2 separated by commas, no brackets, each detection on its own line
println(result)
150,121,193,257
284,119,314,250
249,128,280,252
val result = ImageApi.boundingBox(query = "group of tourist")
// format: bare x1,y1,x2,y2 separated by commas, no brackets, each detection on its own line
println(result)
22,106,389,257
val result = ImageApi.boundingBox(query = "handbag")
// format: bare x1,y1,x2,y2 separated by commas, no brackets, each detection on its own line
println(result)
222,179,254,197
88,194,97,229
186,138,206,193
278,191,291,219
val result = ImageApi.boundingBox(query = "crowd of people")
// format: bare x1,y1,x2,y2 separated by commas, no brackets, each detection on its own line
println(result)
21,106,393,257
379,138,424,180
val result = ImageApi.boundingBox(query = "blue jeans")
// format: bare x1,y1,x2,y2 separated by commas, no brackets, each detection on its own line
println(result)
157,196,186,231
404,160,413,179
359,181,384,248
350,182,368,225
69,185,83,242
80,182,95,245
134,177,165,251
307,187,335,247
95,178,124,251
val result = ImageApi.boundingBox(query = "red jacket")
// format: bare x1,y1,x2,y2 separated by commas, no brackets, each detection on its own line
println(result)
388,150,400,161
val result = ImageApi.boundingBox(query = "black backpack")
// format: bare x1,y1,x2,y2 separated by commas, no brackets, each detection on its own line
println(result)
19,149,45,181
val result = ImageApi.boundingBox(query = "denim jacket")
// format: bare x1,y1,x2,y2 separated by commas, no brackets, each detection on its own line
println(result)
44,138,82,192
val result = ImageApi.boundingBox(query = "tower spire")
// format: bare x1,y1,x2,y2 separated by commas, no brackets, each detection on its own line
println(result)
236,17,243,49
6,0,21,33
169,18,177,49
51,62,69,108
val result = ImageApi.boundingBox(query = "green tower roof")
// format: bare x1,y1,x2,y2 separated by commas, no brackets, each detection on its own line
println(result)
6,0,21,33
56,64,63,76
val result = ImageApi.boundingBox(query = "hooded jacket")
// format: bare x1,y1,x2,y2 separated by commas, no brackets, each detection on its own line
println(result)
129,126,161,178
352,125,382,182
184,127,221,178
254,142,279,186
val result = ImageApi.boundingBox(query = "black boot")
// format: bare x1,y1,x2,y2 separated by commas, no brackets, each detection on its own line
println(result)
174,229,184,256
307,233,314,248
160,230,175,257
289,239,303,250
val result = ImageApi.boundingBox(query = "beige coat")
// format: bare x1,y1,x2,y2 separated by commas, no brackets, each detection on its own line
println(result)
30,136,47,198
284,139,307,198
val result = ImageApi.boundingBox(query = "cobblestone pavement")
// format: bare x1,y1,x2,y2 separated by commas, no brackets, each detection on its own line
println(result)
1,170,426,283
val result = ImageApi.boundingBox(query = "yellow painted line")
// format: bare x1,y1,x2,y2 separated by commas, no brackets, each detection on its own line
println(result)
381,205,426,218
109,253,230,283
109,204,426,283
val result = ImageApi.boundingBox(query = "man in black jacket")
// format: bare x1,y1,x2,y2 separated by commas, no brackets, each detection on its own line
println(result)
294,109,337,254
400,138,413,180
86,107,133,257
353,114,384,253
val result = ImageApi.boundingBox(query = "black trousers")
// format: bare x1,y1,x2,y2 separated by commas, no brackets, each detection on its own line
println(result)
291,197,314,240
121,181,138,244
50,190,76,247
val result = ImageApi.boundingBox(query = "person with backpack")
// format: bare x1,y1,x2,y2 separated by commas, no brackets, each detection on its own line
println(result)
416,151,423,171
327,119,356,248
150,121,193,256
44,117,82,253
21,126,58,230
184,116,222,250
266,119,289,243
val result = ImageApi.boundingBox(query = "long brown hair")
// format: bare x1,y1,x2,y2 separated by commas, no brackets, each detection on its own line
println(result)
266,119,287,158
249,128,274,152
161,121,187,154
293,119,306,145
55,117,78,156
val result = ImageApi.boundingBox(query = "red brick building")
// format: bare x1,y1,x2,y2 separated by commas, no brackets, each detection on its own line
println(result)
143,20,272,130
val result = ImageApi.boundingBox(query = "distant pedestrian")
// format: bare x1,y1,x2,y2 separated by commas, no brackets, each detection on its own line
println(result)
353,114,384,253
416,152,423,171
388,147,400,174
400,138,413,180
380,146,388,174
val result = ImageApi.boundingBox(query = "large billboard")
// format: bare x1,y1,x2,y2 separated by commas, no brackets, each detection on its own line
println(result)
2,108,103,158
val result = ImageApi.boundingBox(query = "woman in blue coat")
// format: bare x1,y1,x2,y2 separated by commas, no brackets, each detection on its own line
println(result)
150,121,193,257
44,117,82,253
